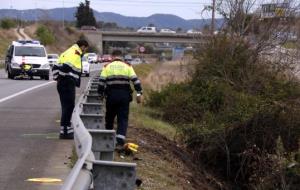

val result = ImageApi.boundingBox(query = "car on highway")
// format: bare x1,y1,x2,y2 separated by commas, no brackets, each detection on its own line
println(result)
5,40,50,80
82,55,90,77
86,53,98,63
159,28,176,34
124,54,133,64
47,53,59,67
100,54,112,62
137,26,157,33
131,58,143,65
80,25,97,31
187,29,202,34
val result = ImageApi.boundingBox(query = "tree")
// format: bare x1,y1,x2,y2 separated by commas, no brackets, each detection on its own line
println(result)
176,27,182,33
75,0,96,28
35,25,55,45
0,18,17,29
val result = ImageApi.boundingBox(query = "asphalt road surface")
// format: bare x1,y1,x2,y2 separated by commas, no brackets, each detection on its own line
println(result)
0,64,101,190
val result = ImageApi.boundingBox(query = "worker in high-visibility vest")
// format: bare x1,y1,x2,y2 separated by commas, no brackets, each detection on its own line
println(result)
53,39,89,139
98,50,143,146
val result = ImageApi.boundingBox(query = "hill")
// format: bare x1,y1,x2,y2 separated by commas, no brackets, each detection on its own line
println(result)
0,8,223,30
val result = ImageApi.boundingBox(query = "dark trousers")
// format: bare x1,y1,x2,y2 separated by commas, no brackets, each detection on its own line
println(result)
105,89,131,145
57,77,75,134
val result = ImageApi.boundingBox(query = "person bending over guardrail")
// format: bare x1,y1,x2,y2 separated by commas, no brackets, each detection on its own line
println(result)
52,39,89,139
98,50,143,147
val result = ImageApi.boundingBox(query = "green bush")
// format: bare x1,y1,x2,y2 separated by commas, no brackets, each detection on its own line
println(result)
146,35,300,189
35,25,55,45
0,18,17,29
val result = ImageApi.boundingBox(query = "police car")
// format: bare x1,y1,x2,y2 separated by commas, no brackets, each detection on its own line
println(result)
82,54,90,77
5,40,50,80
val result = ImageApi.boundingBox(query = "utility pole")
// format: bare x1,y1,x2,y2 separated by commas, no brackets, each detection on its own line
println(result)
62,0,65,29
211,0,216,35
35,0,37,24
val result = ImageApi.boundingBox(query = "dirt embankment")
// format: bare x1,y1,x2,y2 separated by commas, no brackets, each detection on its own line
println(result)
125,125,222,190
24,22,82,54
0,28,18,59
115,59,223,190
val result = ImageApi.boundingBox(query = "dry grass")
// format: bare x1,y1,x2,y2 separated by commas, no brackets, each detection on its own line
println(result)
119,59,212,190
24,22,82,54
142,59,194,91
114,126,196,190
0,28,18,59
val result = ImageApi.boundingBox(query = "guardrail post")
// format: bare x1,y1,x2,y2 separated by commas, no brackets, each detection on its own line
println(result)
86,95,102,103
93,161,137,190
80,114,105,129
88,129,115,161
82,103,104,114
89,85,98,90
87,89,99,96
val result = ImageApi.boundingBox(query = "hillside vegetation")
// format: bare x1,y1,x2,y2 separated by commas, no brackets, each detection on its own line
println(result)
0,22,83,59
0,28,18,59
147,36,300,189
24,22,83,54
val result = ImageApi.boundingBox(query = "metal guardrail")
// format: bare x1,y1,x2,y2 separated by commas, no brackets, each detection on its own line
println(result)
61,91,94,190
61,76,137,190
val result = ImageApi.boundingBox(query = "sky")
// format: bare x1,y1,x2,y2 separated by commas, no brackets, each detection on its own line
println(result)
2,0,218,20
1,0,295,20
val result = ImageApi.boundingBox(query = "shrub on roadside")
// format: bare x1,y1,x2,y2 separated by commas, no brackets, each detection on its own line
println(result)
146,35,300,189
0,18,17,29
35,25,55,45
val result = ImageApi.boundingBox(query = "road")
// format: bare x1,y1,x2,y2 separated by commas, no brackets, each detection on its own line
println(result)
0,64,101,190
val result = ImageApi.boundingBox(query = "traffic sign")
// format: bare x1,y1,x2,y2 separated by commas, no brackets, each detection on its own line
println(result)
139,46,145,53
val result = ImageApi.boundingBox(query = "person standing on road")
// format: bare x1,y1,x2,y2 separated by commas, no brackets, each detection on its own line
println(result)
52,39,89,139
98,50,143,146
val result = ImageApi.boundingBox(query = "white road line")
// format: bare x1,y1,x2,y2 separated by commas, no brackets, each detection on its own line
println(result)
0,81,55,104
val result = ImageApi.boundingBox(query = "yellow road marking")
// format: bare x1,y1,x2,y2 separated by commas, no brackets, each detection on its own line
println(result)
22,133,58,139
26,178,62,183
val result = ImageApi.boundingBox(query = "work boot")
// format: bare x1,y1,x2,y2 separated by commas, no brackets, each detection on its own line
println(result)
59,126,74,140
115,137,125,152
59,133,74,140
116,137,125,146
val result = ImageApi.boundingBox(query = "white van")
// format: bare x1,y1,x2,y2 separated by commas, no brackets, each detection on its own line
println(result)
5,40,50,80
137,26,157,33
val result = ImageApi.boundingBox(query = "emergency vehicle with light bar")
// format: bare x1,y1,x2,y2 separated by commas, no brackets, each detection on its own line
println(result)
5,40,50,80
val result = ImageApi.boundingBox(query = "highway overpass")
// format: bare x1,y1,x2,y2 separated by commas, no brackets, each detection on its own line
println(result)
83,31,208,54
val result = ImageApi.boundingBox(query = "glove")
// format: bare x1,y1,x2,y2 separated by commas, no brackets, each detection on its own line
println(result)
136,94,142,104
